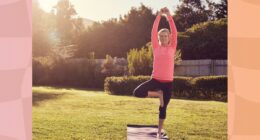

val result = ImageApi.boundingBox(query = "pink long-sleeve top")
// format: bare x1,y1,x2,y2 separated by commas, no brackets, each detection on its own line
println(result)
151,15,178,82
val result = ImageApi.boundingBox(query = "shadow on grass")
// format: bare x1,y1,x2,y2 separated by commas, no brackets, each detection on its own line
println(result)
33,92,65,106
108,93,227,103
172,97,227,103
35,85,103,92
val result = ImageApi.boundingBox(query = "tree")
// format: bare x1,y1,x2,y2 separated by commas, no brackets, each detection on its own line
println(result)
121,4,155,52
75,4,156,58
32,0,53,57
181,18,227,60
53,0,84,46
206,0,227,20
173,0,209,31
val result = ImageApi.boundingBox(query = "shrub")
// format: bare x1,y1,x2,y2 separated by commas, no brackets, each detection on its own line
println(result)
127,42,182,76
104,75,149,95
181,18,227,60
33,55,105,88
172,76,193,98
192,75,227,101
33,56,54,85
127,42,153,76
101,55,127,76
104,76,193,97
104,75,227,101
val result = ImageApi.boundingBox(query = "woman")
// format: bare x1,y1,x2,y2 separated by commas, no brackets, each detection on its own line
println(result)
133,7,177,139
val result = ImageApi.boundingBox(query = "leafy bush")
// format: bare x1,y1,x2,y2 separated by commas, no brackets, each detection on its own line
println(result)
104,75,149,95
33,56,105,88
180,18,227,60
127,42,182,76
101,55,127,76
104,75,227,101
191,75,227,101
172,76,193,98
33,56,53,85
127,42,153,76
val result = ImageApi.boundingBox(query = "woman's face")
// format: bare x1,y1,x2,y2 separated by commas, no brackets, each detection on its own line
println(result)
159,31,169,46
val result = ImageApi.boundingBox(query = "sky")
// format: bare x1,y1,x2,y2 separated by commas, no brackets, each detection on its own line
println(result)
38,0,220,22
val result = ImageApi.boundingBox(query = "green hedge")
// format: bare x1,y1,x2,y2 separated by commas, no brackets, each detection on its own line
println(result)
33,57,106,89
181,18,227,60
104,75,227,101
172,76,193,98
104,75,149,96
191,76,227,101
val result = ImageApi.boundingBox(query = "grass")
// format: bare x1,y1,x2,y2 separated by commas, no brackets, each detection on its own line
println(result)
33,86,227,140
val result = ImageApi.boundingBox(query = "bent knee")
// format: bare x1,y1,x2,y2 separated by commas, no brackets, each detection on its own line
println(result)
133,89,147,98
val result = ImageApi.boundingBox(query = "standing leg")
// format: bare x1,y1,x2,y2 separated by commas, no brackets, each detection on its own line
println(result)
157,82,173,137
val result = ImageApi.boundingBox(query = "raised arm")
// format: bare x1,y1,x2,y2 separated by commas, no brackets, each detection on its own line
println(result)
151,14,161,49
166,13,178,49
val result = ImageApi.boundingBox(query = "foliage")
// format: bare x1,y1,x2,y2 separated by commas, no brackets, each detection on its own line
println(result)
180,18,227,59
104,75,227,101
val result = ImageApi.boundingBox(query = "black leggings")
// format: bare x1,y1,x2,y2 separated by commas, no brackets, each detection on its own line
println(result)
133,78,173,119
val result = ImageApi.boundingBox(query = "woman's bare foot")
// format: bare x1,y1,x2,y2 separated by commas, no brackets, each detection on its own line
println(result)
148,91,164,107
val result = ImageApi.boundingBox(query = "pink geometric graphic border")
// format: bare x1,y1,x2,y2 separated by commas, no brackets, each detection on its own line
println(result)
0,0,31,140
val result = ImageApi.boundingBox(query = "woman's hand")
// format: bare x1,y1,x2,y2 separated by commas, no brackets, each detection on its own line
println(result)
159,8,164,16
159,7,171,17
163,7,171,16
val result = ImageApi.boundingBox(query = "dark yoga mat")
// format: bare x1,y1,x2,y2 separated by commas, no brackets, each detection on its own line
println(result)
127,124,169,140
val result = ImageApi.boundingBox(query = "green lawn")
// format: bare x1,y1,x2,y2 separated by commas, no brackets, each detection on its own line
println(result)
33,86,227,140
